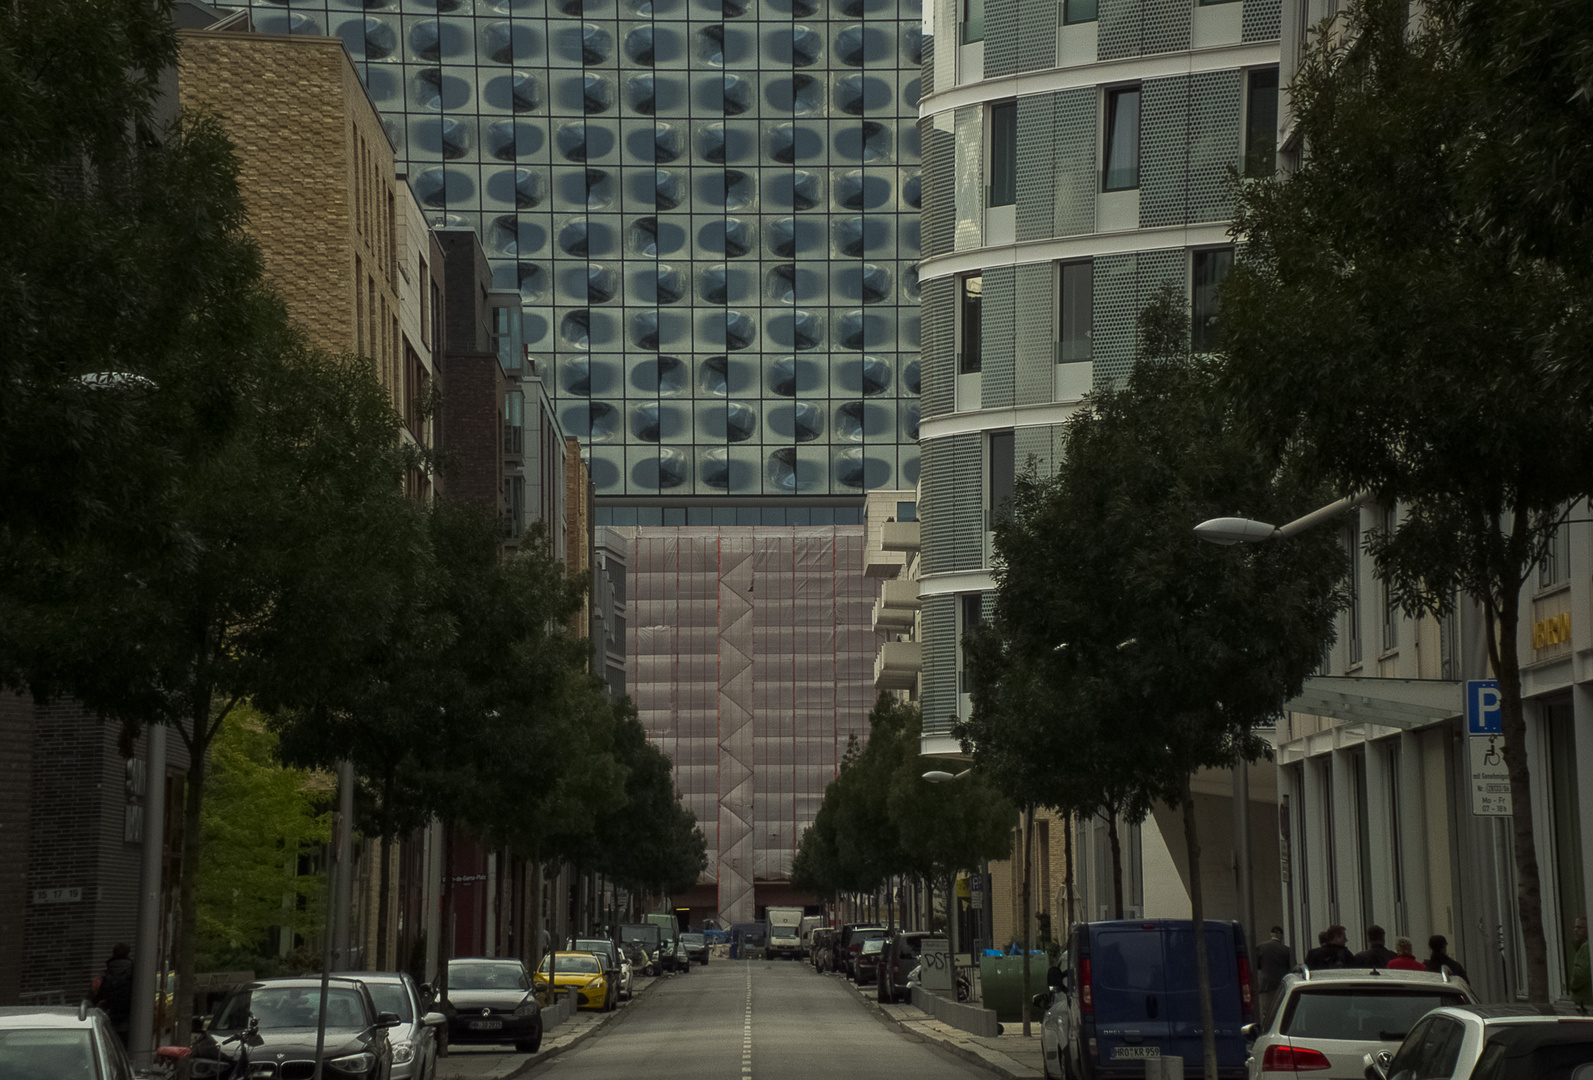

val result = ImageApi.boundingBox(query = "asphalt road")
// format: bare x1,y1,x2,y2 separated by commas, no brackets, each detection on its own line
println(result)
528,960,990,1080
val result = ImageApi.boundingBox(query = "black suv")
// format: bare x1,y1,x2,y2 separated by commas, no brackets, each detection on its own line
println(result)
877,932,941,1003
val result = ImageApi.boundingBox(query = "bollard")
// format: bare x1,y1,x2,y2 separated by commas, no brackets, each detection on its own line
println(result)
1144,1057,1184,1080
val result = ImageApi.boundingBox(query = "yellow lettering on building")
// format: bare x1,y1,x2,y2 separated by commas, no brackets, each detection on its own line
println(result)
1532,612,1571,650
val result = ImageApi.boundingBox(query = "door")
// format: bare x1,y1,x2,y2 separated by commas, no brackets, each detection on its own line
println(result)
1089,924,1169,1067
1162,923,1244,1071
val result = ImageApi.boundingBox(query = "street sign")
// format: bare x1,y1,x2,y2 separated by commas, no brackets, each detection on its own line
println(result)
970,875,983,909
1466,680,1502,734
1469,734,1513,816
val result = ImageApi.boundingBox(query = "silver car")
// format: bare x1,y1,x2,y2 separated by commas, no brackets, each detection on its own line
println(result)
1246,969,1474,1079
0,1004,141,1080
346,971,445,1080
1368,1003,1593,1080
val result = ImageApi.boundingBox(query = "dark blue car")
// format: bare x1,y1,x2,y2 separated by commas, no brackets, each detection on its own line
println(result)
1045,919,1253,1080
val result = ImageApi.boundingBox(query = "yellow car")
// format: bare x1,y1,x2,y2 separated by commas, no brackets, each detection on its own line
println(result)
533,952,615,1012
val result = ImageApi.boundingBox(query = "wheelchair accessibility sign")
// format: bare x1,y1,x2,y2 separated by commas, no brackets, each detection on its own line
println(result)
1466,680,1511,816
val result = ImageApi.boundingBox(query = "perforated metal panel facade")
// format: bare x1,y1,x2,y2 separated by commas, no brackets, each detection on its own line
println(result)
1139,75,1191,229
954,106,985,251
922,125,956,259
1188,71,1241,223
1242,0,1282,43
919,593,958,736
1015,423,1056,477
981,265,1017,409
1013,263,1055,405
1016,0,1057,72
984,0,1019,77
1015,95,1056,241
238,0,924,499
920,276,956,419
1053,88,1097,237
1096,0,1143,60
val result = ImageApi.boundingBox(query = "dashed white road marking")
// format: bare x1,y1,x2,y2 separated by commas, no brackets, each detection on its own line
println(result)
742,964,754,1077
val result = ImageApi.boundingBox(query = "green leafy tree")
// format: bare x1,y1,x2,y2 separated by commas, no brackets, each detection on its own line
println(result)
1221,0,1593,1000
197,706,329,973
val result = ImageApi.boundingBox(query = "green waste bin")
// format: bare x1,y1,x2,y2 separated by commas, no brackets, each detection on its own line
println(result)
978,954,1047,1023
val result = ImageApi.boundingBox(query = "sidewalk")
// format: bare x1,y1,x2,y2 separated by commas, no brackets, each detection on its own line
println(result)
435,975,660,1080
841,975,1046,1080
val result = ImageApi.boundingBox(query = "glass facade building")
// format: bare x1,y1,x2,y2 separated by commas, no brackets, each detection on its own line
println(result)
243,0,923,499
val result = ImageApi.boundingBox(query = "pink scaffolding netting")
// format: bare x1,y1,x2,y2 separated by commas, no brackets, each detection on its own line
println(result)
627,525,880,927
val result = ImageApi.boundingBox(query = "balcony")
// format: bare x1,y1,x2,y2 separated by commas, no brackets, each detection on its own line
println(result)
881,520,920,553
872,580,920,632
874,640,921,691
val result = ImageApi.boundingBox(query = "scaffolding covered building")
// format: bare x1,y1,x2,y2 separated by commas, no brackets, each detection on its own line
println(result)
627,524,878,925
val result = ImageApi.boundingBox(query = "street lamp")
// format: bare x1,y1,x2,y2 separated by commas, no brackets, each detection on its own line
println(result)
922,769,969,783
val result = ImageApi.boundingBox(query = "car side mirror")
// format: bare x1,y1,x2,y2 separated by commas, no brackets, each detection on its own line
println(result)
1241,1023,1257,1044
376,1012,402,1027
1362,1049,1391,1080
422,1011,447,1029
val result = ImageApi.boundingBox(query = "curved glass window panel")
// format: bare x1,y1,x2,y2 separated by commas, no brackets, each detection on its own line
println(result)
484,22,538,64
413,68,473,111
700,447,732,489
766,216,821,257
700,401,758,442
636,264,686,304
649,170,683,210
834,170,891,211
902,402,920,440
560,309,594,349
253,11,320,35
481,71,541,112
634,449,691,489
835,447,890,489
700,355,731,396
626,73,657,114
834,25,888,66
587,264,618,303
632,310,661,350
556,122,598,162
698,218,752,258
414,116,472,160
558,219,592,256
903,358,921,394
835,120,891,161
516,261,549,302
834,400,867,441
903,76,922,108
767,447,800,491
839,263,892,304
631,355,689,394
721,75,751,116
835,75,892,116
489,215,547,256
409,21,443,62
902,264,920,300
337,17,397,61
769,26,823,67
768,123,823,164
488,120,545,162
556,23,612,64
783,402,826,441
766,264,797,304
902,171,922,208
700,169,754,210
765,0,820,15
711,310,757,351
563,357,592,395
698,264,729,305
903,26,926,64
699,24,726,65
412,166,470,208
629,216,687,257
900,121,921,159
768,309,824,350
628,124,681,163
765,74,823,115
625,25,657,64
632,401,663,441
833,215,885,257
832,354,891,395
767,356,824,397
766,170,822,210
583,74,613,115
836,308,883,349
700,123,727,164
581,168,615,209
575,401,620,440
718,0,747,17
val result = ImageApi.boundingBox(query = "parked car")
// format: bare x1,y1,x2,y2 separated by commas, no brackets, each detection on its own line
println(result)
1367,1003,1593,1080
190,976,396,1079
1043,919,1253,1080
840,924,886,982
681,932,709,966
346,972,446,1080
810,928,837,973
569,938,631,998
0,1003,140,1080
440,958,542,1053
856,938,887,987
1244,969,1474,1079
878,932,941,1003
534,952,615,1012
644,913,689,974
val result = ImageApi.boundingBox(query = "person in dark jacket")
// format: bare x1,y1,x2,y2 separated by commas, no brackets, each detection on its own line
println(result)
1353,925,1396,968
1304,925,1354,970
1425,935,1468,980
93,943,134,1046
1253,926,1294,1021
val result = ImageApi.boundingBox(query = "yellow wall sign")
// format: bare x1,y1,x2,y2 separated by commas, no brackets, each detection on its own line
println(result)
1532,612,1571,650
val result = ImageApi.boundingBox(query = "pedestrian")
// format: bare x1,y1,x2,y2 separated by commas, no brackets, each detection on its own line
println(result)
1304,925,1353,970
1569,915,1590,1010
93,943,134,1048
1352,925,1396,969
1425,934,1468,980
1387,937,1425,971
1253,926,1293,1021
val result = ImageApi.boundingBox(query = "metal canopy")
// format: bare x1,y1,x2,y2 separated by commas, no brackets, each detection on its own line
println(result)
1286,675,1463,731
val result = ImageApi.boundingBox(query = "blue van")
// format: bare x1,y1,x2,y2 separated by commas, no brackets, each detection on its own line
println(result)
1049,920,1253,1080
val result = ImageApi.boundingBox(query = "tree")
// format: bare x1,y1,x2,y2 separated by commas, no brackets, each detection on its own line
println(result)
973,295,1342,1077
1221,0,1593,1000
197,706,330,973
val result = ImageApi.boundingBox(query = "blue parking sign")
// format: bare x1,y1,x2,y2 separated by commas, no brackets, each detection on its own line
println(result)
1467,680,1502,735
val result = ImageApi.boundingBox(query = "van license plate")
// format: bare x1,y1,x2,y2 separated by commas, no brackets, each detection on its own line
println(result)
1110,1046,1160,1060
469,1020,502,1030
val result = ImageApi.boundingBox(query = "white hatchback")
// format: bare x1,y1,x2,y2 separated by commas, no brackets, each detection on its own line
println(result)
1246,968,1475,1079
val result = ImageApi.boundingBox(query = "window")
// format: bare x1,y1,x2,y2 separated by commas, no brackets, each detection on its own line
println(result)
1062,0,1097,23
959,593,982,692
959,274,983,374
1058,261,1093,363
1346,525,1362,664
962,0,985,42
896,500,918,522
988,101,1017,207
1540,512,1570,588
1381,504,1398,650
1245,68,1280,178
1191,247,1233,352
988,430,1015,526
1103,86,1140,191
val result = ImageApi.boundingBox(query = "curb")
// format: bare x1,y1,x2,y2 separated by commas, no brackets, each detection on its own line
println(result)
842,974,1042,1080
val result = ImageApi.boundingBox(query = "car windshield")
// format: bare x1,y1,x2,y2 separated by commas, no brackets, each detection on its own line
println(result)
448,961,527,991
574,940,611,955
217,987,368,1030
358,981,413,1023
540,956,601,975
682,934,704,946
1282,988,1470,1042
0,1030,97,1080
1471,1023,1593,1080
862,939,885,955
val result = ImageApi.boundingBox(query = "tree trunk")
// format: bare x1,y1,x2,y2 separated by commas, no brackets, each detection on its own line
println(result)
1021,805,1034,1038
1063,813,1076,936
173,718,208,1046
376,831,392,970
1106,812,1124,920
1487,576,1551,1001
1182,775,1217,1080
